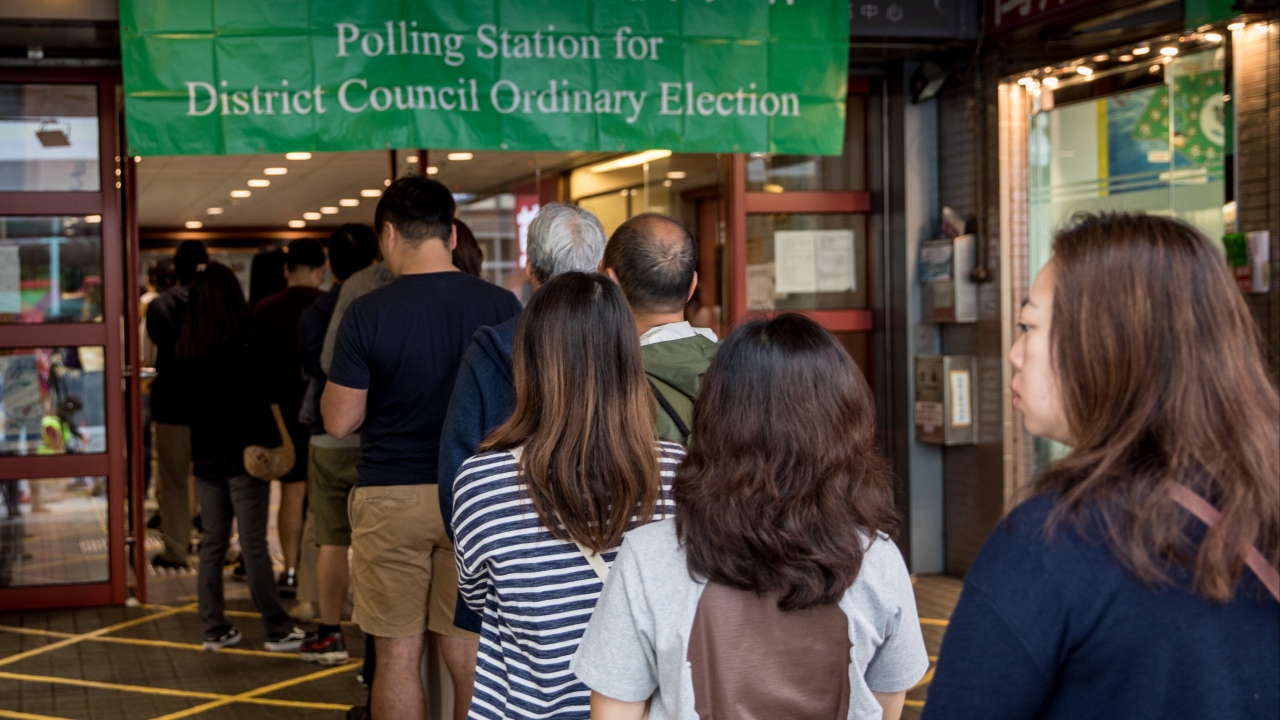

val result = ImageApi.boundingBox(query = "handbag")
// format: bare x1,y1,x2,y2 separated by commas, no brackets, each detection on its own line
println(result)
243,403,296,481
1168,484,1279,602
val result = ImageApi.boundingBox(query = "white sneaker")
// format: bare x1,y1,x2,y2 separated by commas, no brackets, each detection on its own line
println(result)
202,626,241,651
264,626,307,652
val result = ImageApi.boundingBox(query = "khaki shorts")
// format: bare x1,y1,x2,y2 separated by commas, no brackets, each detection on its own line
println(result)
349,483,478,640
308,444,361,546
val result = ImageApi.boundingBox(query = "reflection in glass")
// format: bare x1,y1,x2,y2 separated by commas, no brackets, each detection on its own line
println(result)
1,346,106,456
745,213,867,311
0,477,110,588
0,216,103,324
456,194,522,293
0,84,100,192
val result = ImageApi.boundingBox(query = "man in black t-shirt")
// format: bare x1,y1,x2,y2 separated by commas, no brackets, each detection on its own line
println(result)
323,176,520,720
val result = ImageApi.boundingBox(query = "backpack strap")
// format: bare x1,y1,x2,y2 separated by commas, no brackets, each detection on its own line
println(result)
649,379,691,442
509,445,610,582
1168,484,1279,603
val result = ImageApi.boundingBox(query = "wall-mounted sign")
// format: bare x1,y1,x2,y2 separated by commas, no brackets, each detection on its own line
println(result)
119,0,850,157
984,0,1101,35
849,0,979,39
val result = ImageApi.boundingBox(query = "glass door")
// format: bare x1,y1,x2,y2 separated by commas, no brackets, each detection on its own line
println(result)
0,69,130,609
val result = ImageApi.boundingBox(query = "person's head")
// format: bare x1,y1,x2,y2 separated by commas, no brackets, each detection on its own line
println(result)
452,219,484,277
284,239,327,288
602,213,698,319
526,203,607,289
172,240,208,286
374,175,457,275
1020,212,1279,602
482,272,660,553
248,249,287,309
674,314,896,611
326,224,379,282
175,262,248,362
147,257,175,293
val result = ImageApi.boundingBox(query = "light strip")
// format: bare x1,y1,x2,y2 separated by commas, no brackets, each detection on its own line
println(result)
588,150,672,173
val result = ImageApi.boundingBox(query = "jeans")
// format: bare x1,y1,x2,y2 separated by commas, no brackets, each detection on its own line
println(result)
196,473,292,637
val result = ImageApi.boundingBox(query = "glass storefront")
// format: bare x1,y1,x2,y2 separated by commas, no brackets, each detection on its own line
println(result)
0,215,104,324
0,84,101,193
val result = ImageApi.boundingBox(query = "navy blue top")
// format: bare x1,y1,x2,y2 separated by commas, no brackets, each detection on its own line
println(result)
922,493,1279,720
328,272,521,487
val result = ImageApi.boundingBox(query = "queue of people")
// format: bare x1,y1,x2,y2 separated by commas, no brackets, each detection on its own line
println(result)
146,174,1278,720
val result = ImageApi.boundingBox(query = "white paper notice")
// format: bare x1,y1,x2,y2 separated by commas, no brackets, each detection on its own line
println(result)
949,369,972,427
773,231,817,294
746,263,776,310
815,230,856,292
0,246,20,314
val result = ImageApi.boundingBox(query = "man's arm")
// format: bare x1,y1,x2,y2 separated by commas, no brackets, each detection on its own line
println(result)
321,381,366,439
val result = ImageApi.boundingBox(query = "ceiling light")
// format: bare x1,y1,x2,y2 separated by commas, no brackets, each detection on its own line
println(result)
666,171,686,179
185,221,203,229
1204,32,1223,42
406,155,418,163
84,214,102,224
383,179,391,186
1160,47,1178,56
303,212,322,221
339,198,359,207
447,152,473,161
231,190,252,198
133,156,142,163
1076,66,1094,76
1092,54,1109,62
206,207,224,215
662,179,672,187
426,166,439,175
589,150,673,173
1017,77,1035,86
361,189,382,197
320,206,339,214
247,178,270,187
1119,54,1134,62
1043,77,1059,88
285,152,312,160
288,220,306,228
264,167,288,175
1133,46,1151,55
1227,21,1245,31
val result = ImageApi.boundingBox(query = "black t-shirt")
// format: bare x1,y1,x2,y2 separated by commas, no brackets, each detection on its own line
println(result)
146,286,193,424
328,271,522,486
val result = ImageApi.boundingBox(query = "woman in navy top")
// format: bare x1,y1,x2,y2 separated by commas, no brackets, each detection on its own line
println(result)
923,213,1279,720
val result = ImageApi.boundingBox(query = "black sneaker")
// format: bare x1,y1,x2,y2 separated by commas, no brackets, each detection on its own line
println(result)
277,567,297,599
264,626,307,652
151,555,187,571
146,512,162,529
300,630,350,666
203,626,241,651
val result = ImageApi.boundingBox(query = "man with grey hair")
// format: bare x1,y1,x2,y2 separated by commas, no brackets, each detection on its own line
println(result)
436,202,607,633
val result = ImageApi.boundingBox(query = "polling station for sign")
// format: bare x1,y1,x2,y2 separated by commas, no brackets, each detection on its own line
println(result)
184,21,805,125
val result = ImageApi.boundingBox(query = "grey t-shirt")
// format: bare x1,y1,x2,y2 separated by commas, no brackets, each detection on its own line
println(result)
571,521,929,720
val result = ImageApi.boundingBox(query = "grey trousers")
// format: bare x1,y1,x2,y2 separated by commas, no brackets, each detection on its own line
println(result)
153,422,192,562
196,474,293,637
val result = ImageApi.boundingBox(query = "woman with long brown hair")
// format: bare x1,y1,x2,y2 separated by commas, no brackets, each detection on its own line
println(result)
574,314,928,720
451,272,682,720
923,213,1279,720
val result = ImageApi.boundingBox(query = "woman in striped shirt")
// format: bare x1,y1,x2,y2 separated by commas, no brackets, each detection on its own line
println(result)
452,272,682,720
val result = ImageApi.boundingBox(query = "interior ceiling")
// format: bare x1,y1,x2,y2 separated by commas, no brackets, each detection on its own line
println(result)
136,149,616,230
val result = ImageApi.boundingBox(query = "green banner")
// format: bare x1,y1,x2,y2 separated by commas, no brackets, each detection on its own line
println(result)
119,1,850,157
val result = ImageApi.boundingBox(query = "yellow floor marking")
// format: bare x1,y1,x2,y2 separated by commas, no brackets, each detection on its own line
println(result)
139,602,360,626
904,699,925,708
0,710,74,720
0,669,352,711
0,625,300,660
0,604,192,669
909,666,936,691
147,661,359,720
919,617,949,627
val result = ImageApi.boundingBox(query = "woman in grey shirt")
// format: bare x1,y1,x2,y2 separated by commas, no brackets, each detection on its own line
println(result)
573,314,928,720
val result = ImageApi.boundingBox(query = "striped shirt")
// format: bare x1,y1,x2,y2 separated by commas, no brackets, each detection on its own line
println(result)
453,442,684,720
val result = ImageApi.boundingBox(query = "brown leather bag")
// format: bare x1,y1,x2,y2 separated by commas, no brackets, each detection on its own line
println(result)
242,403,295,481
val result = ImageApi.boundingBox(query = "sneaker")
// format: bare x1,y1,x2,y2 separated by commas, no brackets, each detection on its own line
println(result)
300,630,350,666
277,568,297,599
151,555,187,571
231,557,247,582
203,626,241,651
146,512,162,529
264,626,307,652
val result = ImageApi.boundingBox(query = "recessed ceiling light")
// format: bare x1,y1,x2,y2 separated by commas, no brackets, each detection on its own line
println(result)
285,152,312,160
1133,46,1151,55
1119,54,1134,62
662,179,673,187
247,178,270,187
666,171,686,179
320,206,339,214
1204,32,1223,42
1160,47,1178,56
339,198,359,207
1227,22,1245,31
406,155,419,163
264,167,288,175
185,221,203,229
589,150,672,173
1017,77,1035,86
361,189,383,197
426,166,439,175
447,152,473,161
1043,77,1059,88
206,207,224,215
1077,66,1094,76
84,214,102,223
303,212,322,221
231,190,252,198
1092,54,1109,62
288,220,306,228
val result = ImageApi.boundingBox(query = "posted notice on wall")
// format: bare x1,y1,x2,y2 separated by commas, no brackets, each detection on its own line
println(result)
746,262,776,310
0,246,20,314
773,229,856,295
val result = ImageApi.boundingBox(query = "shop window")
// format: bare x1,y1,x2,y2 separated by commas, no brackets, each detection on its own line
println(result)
0,216,103,324
1,346,106,457
0,477,110,588
0,84,101,192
